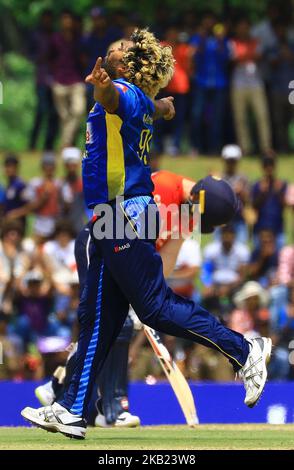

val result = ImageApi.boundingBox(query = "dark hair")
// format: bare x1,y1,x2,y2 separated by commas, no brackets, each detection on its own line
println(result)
54,220,76,239
165,20,182,30
262,156,276,168
234,15,251,27
0,220,24,239
221,224,235,234
60,9,73,17
200,9,217,19
0,311,9,323
40,9,53,18
4,153,19,166
258,227,275,237
73,13,83,22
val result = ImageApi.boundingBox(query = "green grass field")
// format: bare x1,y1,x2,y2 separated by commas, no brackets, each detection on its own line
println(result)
0,425,294,450
1,152,292,184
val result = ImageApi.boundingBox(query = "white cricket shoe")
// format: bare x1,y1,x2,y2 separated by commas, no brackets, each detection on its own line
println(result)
95,411,141,428
115,411,141,428
94,412,110,428
21,402,86,439
239,337,272,408
35,381,55,406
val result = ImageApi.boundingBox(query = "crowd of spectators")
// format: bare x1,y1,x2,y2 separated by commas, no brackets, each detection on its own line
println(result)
0,146,293,382
0,148,86,380
0,4,294,383
25,4,294,155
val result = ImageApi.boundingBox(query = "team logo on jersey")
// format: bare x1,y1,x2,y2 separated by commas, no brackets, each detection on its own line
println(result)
143,113,153,125
114,83,127,93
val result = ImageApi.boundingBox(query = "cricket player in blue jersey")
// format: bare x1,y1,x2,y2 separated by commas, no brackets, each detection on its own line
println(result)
22,29,272,439
34,222,140,428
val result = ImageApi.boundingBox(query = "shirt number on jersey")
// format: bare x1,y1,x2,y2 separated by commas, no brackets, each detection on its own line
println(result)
138,129,152,164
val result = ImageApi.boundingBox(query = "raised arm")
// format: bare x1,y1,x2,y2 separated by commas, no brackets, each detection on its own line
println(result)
153,96,175,121
85,57,120,113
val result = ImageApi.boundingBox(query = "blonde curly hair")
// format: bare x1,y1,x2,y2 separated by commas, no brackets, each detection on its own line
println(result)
122,28,175,98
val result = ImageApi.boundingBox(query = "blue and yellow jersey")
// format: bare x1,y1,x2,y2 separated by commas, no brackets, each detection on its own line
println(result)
82,78,155,207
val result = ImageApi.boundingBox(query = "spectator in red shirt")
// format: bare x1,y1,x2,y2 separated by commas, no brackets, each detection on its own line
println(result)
7,153,62,243
153,24,193,156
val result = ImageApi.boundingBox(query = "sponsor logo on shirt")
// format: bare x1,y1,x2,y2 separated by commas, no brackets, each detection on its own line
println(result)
114,243,130,253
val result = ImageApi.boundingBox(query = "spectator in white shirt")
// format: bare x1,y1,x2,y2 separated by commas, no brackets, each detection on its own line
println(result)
42,220,76,296
202,225,250,304
6,153,62,243
167,238,202,300
0,220,30,314
60,147,86,234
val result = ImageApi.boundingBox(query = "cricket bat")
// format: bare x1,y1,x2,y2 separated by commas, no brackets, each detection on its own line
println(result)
143,324,199,427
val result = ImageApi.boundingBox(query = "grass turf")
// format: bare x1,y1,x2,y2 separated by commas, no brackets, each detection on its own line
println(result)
1,152,292,183
0,425,293,450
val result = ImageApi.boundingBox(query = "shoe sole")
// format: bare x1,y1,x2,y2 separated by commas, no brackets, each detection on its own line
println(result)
246,337,272,408
21,409,86,440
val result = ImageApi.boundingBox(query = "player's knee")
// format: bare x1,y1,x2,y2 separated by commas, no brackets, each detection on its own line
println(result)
134,305,160,328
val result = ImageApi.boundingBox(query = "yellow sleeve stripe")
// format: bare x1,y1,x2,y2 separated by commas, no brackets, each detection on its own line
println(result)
106,113,125,200
199,189,205,214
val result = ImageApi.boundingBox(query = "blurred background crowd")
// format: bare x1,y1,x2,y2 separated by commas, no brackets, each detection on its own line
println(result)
2,0,294,155
0,1,294,384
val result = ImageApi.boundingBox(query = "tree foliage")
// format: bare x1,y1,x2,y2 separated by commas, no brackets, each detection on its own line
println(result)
0,53,35,151
1,0,270,28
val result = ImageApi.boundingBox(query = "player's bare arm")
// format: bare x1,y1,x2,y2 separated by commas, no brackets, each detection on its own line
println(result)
160,238,185,278
153,96,175,121
85,57,120,113
5,196,48,221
